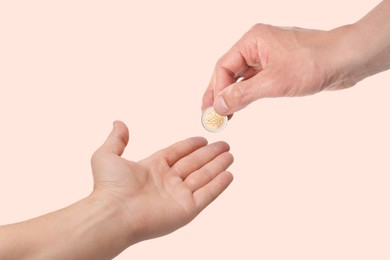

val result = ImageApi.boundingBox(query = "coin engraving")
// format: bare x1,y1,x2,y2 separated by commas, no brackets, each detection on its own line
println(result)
201,107,227,132
204,110,224,129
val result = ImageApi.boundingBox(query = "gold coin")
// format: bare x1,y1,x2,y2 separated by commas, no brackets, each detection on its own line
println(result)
201,106,228,133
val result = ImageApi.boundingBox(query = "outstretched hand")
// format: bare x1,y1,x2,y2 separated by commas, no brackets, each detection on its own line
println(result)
91,121,234,242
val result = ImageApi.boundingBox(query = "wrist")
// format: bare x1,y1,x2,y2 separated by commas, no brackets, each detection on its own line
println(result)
325,1,390,90
320,24,367,90
88,190,140,247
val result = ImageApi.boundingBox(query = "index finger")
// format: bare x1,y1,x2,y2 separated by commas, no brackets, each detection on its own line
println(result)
156,137,208,167
201,49,248,110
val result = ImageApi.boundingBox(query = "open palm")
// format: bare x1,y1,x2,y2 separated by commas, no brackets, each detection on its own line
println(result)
91,121,233,241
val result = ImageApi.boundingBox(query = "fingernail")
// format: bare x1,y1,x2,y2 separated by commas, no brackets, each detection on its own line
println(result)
214,96,229,115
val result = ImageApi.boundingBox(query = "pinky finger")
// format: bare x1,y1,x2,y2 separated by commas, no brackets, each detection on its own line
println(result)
193,171,233,212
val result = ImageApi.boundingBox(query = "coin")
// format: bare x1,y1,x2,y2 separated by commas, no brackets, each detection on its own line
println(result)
201,106,228,133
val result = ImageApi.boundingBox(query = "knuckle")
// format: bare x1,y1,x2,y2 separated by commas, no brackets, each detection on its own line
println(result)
249,23,268,33
90,150,102,165
215,56,227,69
250,23,262,31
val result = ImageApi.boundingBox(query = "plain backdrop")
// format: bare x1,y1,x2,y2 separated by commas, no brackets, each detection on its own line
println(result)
1,1,389,259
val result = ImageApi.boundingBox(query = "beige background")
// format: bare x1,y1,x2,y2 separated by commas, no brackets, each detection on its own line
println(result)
1,0,389,259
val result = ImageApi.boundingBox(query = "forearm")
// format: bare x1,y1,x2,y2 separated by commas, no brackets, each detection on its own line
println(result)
335,0,390,84
0,193,133,260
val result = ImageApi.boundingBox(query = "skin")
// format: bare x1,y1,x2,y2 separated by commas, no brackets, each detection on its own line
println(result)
2,1,389,259
202,0,390,116
0,121,233,259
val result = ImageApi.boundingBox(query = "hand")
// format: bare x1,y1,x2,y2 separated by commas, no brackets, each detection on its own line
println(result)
202,23,365,116
0,121,233,260
91,121,234,242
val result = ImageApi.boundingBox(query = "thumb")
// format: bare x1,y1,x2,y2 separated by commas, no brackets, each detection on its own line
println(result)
213,70,274,115
97,121,129,156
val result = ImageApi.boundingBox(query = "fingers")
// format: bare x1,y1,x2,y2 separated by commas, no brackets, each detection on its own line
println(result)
201,32,263,111
202,51,247,110
158,137,208,167
213,69,274,115
171,141,230,179
185,152,234,192
193,171,233,212
95,121,129,156
214,51,249,98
